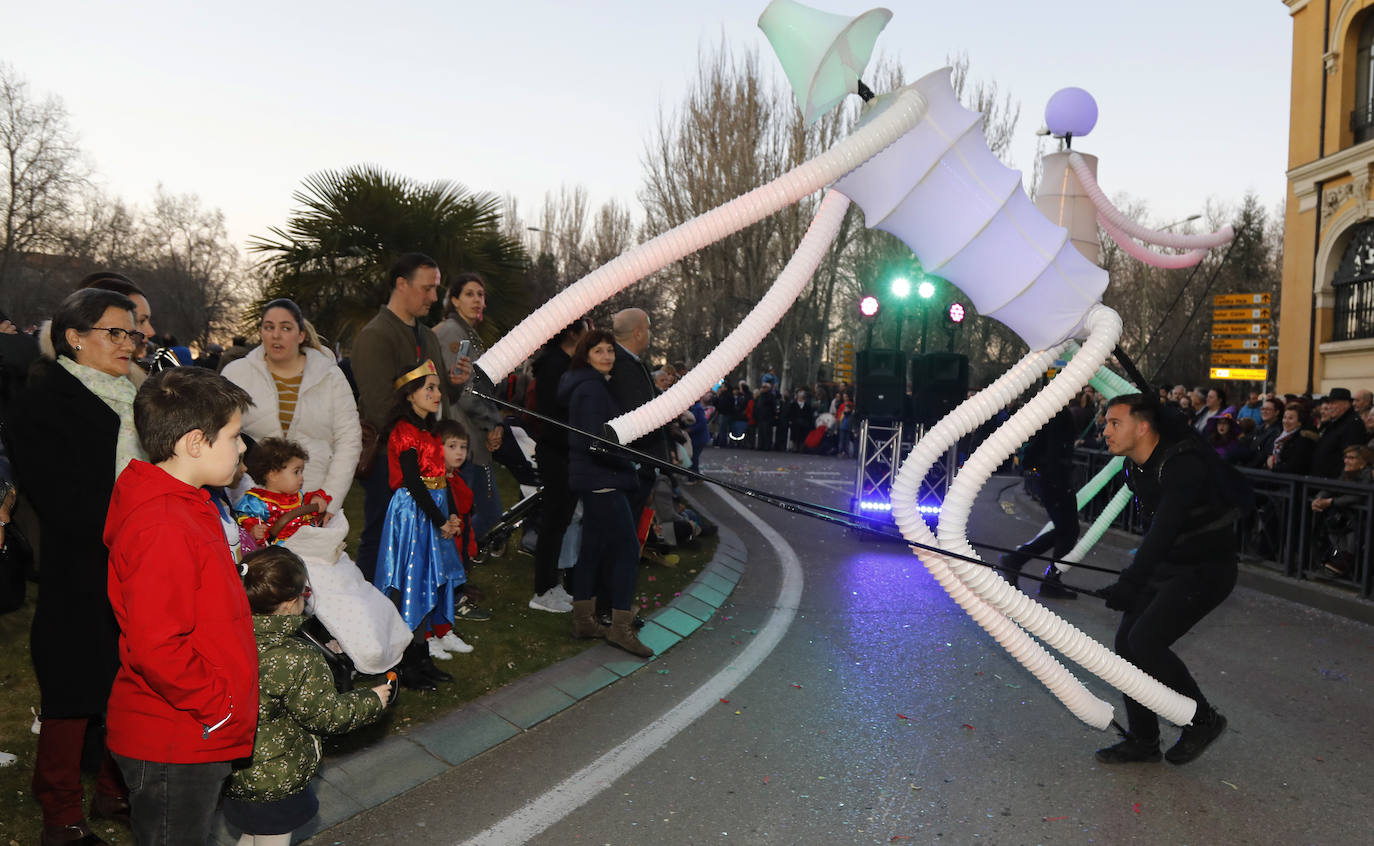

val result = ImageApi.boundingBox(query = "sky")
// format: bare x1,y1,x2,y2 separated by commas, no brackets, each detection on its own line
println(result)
2,0,1293,253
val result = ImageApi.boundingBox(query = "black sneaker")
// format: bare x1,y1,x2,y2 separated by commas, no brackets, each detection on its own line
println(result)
1165,709,1227,765
453,596,493,622
1037,567,1078,600
1094,734,1162,764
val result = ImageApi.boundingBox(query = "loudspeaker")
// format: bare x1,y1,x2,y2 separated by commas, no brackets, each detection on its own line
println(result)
757,0,892,124
855,348,906,420
909,352,969,426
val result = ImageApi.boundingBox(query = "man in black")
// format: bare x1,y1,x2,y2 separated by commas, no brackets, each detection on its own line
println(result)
780,389,814,452
1310,387,1368,478
1096,393,1234,765
999,406,1078,599
752,383,778,451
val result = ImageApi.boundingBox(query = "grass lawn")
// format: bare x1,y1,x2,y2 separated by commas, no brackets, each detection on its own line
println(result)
0,468,714,844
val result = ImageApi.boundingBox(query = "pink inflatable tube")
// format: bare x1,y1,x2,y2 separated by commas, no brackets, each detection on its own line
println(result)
890,345,1116,730
933,305,1197,728
608,192,850,445
1068,152,1233,251
473,89,929,386
1098,214,1209,269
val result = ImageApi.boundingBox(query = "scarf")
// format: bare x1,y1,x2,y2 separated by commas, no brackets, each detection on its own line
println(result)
58,356,146,478
1272,426,1298,460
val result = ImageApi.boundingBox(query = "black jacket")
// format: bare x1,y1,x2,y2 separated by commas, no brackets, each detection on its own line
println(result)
1023,407,1076,494
1272,426,1319,475
6,357,122,717
1122,437,1237,588
1248,420,1282,469
532,346,573,453
607,344,668,461
753,389,779,423
1312,408,1368,479
561,367,638,493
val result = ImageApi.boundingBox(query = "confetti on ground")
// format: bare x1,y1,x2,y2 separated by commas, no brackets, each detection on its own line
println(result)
657,669,671,675
1319,669,1348,681
961,724,975,731
1221,780,1238,790
734,710,741,715
719,698,730,704
791,683,803,689
1132,802,1141,814
896,714,909,720
763,775,770,784
647,576,657,582
890,836,913,842
1005,683,1021,689
1044,816,1068,822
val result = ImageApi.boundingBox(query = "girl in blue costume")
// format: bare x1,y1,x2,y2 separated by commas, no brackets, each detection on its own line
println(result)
373,361,471,690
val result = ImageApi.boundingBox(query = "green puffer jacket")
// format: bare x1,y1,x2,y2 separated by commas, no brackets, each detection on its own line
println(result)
225,614,387,802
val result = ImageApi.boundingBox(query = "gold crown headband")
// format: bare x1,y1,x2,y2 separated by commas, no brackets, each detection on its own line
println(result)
394,359,438,390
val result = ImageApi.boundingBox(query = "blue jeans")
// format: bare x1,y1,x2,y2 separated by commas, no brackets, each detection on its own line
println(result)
461,461,503,541
113,753,230,846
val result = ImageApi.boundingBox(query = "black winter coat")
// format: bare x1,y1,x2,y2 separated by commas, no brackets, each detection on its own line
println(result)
607,345,669,462
1273,426,1319,475
561,367,638,493
1312,409,1367,479
753,390,779,423
6,357,122,717
532,346,573,454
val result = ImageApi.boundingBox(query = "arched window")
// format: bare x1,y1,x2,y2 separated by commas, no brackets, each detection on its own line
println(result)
1332,221,1374,340
1354,14,1374,143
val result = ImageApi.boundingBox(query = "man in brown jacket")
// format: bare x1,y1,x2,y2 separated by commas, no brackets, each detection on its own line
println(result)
352,253,451,582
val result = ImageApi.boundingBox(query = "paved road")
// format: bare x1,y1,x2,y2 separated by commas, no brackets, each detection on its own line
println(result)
311,450,1373,845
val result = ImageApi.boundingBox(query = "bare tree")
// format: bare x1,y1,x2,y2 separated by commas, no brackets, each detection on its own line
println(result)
0,63,87,300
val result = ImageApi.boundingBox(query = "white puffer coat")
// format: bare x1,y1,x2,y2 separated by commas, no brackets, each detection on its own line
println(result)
222,346,361,512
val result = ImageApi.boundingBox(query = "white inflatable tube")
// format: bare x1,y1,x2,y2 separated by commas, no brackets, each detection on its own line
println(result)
473,89,929,384
608,191,850,445
891,345,1117,730
935,305,1196,727
1098,213,1208,269
1068,152,1233,251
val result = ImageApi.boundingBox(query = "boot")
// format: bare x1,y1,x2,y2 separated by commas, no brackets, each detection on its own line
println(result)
40,821,109,846
998,553,1022,588
1037,566,1078,599
1094,733,1162,764
606,609,654,658
1165,707,1227,765
572,600,608,639
397,642,437,691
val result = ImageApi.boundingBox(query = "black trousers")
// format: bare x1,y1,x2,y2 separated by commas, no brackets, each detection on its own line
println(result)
532,446,577,595
1004,489,1080,574
356,455,391,583
1115,560,1237,740
574,490,639,610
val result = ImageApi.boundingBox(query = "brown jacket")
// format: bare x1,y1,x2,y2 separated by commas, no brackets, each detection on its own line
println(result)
351,306,452,429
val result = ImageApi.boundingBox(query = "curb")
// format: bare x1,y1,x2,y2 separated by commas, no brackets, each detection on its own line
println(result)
215,494,747,845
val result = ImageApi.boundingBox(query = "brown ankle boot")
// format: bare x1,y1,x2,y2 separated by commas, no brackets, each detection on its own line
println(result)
606,609,653,657
572,600,608,639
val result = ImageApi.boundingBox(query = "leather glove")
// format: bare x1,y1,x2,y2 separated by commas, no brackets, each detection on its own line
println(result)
1098,579,1142,612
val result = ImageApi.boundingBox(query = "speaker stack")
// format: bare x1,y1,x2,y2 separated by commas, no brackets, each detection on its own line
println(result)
854,348,907,421
908,352,969,427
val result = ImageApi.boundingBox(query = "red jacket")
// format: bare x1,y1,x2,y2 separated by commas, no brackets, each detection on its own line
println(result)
104,460,259,763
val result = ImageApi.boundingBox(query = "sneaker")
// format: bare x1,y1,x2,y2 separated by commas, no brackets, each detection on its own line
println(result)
1323,553,1353,577
529,589,573,614
550,584,574,605
427,638,453,660
1165,709,1227,765
438,631,474,654
1037,567,1078,600
1094,734,1162,764
453,595,493,622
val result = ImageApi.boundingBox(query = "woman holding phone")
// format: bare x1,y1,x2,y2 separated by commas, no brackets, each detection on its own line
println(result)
435,273,504,547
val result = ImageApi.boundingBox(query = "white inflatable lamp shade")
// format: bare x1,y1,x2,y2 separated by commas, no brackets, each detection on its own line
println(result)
833,68,1109,350
1045,87,1097,139
758,0,893,124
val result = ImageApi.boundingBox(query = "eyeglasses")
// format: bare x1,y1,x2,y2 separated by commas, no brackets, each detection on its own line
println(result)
88,326,147,345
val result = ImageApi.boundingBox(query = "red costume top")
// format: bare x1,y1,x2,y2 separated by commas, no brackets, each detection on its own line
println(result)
234,487,331,544
446,469,478,560
388,420,447,490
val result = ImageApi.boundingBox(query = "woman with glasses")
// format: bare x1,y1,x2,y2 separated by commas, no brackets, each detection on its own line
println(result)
222,299,361,526
6,287,147,844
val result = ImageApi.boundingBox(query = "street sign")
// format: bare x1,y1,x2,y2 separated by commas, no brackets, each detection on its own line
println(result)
1210,367,1268,380
1211,337,1270,351
1213,293,1271,306
1212,307,1271,321
1211,352,1269,367
1212,322,1271,337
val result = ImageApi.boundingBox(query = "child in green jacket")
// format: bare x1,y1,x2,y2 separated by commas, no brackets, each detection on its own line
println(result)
224,546,394,845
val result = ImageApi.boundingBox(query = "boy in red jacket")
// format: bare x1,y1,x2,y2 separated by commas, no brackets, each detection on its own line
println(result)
104,367,257,845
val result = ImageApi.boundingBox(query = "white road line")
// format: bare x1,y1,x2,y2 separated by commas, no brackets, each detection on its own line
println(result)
459,487,803,846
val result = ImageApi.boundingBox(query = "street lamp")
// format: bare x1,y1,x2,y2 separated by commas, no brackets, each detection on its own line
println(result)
1159,213,1201,232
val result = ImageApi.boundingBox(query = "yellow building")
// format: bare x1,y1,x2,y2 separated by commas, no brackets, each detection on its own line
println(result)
1282,0,1374,394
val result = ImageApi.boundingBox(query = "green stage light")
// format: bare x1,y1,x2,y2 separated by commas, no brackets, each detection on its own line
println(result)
891,276,911,298
917,279,936,299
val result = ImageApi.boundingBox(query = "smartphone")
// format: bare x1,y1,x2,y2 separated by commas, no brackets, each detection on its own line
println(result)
451,339,472,377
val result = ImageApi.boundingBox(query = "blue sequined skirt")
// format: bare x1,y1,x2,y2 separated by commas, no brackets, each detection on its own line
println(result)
373,487,467,630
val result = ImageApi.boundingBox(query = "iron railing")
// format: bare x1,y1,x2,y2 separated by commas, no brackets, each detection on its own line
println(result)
1070,449,1373,598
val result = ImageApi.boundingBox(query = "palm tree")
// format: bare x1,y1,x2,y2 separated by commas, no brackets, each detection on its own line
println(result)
250,164,528,347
